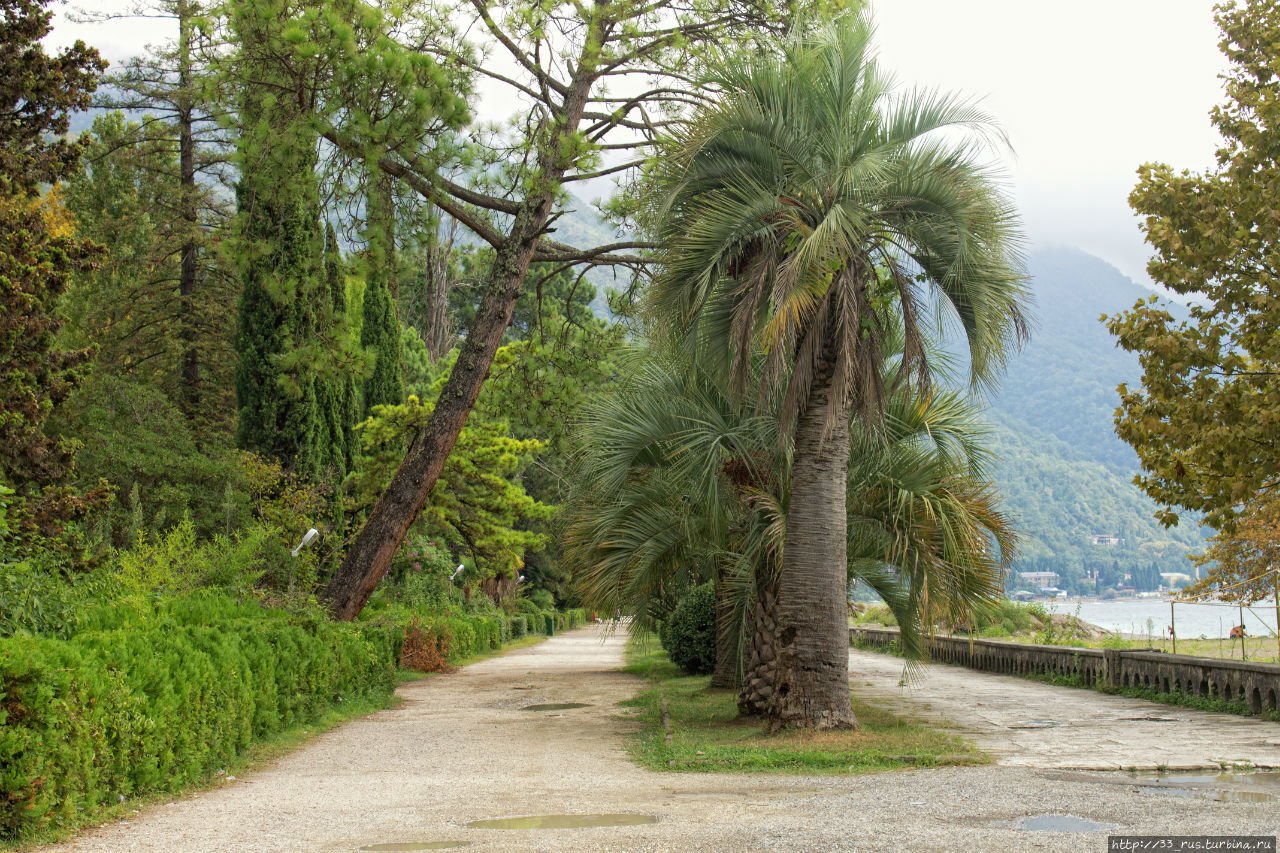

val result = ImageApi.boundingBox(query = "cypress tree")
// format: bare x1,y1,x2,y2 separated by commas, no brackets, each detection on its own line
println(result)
0,0,106,545
230,1,327,478
322,222,360,470
360,173,404,415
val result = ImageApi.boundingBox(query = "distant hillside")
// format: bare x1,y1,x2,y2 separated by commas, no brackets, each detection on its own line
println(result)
994,247,1154,474
983,247,1204,592
547,201,1205,593
548,194,631,317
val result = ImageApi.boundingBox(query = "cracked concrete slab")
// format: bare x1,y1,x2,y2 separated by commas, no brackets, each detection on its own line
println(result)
849,647,1280,770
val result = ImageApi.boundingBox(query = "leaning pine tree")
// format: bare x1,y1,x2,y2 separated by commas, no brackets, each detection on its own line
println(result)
647,18,1029,729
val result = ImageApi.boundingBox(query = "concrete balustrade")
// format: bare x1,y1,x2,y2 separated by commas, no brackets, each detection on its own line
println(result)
850,626,1280,715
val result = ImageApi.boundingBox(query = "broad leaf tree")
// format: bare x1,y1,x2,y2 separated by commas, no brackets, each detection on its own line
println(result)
646,19,1027,728
1107,0,1280,572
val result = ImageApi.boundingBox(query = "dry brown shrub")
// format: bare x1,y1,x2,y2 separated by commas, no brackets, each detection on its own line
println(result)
400,618,453,672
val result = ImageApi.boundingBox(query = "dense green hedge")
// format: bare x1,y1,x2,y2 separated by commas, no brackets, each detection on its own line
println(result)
369,606,587,664
659,584,716,675
0,593,589,841
0,593,392,840
0,586,588,842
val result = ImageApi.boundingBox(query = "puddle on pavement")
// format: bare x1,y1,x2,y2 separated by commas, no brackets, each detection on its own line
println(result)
465,814,658,830
360,843,470,851
520,702,592,711
1018,814,1115,832
1129,769,1280,803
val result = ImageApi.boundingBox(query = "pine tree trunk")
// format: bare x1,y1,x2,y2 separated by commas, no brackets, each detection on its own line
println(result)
177,0,200,419
766,356,856,730
324,69,598,620
738,567,779,716
422,238,452,362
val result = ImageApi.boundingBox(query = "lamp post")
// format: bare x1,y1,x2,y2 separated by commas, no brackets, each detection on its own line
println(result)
291,527,319,557
289,528,319,595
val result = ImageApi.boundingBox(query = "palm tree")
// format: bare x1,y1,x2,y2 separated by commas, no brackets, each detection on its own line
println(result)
563,344,1016,719
646,18,1029,728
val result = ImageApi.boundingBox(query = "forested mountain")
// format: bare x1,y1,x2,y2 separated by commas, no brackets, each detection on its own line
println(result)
982,247,1204,593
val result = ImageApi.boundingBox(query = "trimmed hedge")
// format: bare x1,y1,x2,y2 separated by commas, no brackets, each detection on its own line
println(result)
659,584,716,675
377,607,587,668
0,593,394,840
0,592,589,842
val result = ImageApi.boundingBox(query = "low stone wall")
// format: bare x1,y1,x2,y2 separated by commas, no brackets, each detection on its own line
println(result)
850,626,1280,715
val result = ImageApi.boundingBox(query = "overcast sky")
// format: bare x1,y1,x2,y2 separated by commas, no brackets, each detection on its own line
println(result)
52,0,1227,287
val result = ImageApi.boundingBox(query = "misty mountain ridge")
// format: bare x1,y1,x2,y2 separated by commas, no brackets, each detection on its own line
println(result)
979,247,1203,589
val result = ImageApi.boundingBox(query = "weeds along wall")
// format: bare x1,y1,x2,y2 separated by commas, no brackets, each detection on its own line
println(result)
0,591,588,841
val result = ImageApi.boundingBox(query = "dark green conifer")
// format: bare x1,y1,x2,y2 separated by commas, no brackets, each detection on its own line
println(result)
230,1,328,479
321,222,360,469
360,175,404,415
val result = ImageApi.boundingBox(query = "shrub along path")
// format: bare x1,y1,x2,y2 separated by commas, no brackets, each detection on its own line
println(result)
40,628,1280,853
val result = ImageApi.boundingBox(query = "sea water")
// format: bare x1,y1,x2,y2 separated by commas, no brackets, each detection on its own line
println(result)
1057,598,1279,640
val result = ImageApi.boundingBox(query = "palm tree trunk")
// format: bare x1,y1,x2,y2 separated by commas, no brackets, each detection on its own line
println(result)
738,567,779,716
711,566,738,689
767,360,856,730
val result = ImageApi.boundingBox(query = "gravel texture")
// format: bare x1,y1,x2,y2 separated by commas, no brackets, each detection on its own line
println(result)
39,626,1280,853
847,646,1280,769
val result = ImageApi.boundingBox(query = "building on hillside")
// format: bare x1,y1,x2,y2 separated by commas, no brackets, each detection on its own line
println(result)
1090,533,1123,546
1017,571,1060,589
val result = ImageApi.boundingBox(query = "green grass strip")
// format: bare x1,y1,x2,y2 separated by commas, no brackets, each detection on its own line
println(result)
622,635,986,774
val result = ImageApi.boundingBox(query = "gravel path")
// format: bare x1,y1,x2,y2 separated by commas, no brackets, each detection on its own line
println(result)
848,647,1280,769
41,626,1280,853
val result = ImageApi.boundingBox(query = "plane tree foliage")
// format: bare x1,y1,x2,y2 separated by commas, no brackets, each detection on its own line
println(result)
1107,0,1280,596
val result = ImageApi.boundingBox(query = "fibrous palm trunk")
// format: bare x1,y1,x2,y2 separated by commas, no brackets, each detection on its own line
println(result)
738,567,779,715
766,358,856,730
711,566,738,689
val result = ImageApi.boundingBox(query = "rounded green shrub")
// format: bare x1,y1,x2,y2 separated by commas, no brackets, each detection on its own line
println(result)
659,583,716,675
